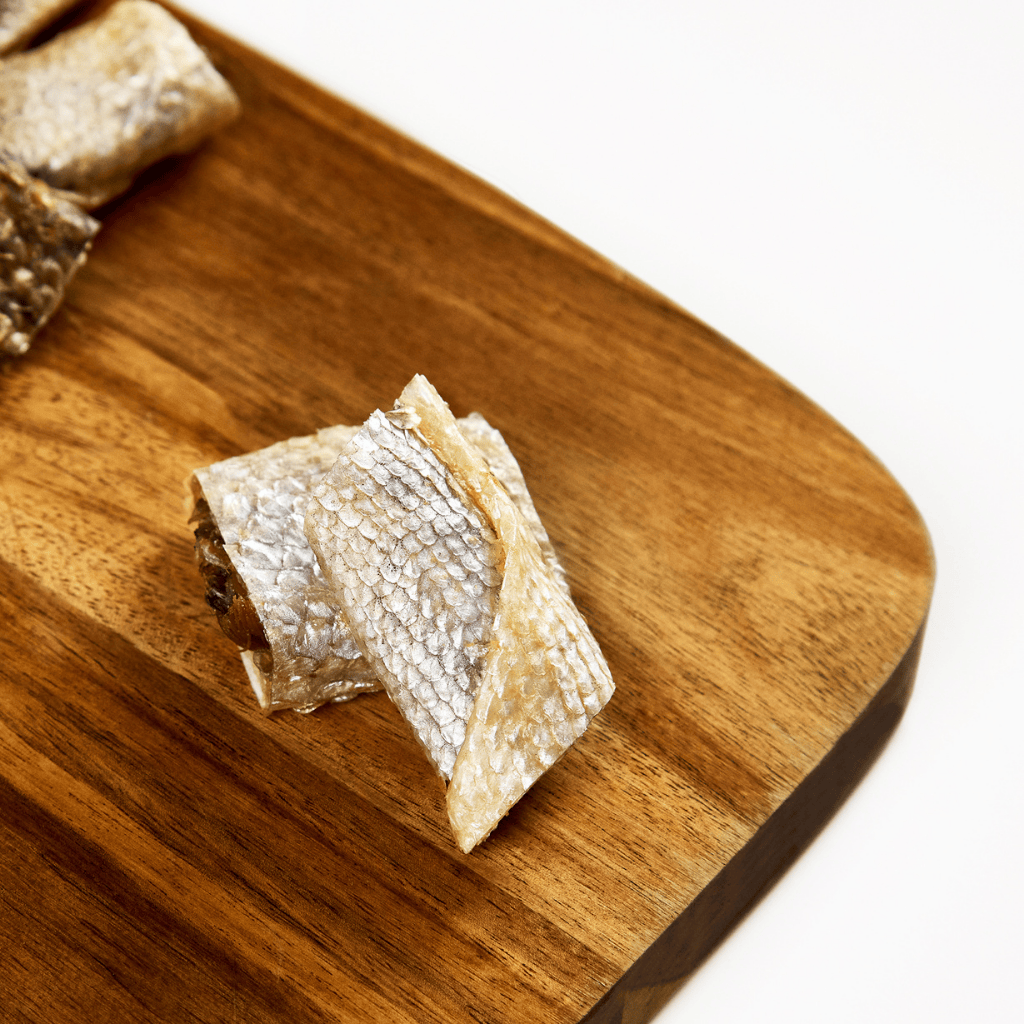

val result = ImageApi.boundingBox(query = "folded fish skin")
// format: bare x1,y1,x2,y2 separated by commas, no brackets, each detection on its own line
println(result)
308,404,504,777
1,153,99,358
0,0,241,208
305,376,615,852
190,413,566,716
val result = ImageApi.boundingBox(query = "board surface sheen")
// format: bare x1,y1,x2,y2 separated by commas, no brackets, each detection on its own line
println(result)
0,4,935,1022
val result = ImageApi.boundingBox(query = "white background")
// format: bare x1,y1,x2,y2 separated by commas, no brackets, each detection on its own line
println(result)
180,2,1023,1021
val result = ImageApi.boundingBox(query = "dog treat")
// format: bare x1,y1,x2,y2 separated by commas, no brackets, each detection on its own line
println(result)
1,153,99,358
191,425,378,713
0,0,79,54
305,376,614,852
0,0,241,208
190,412,568,715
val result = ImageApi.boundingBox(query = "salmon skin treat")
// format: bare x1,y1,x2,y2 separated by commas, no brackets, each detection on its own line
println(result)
305,376,615,852
190,412,568,715
1,153,99,358
0,0,241,208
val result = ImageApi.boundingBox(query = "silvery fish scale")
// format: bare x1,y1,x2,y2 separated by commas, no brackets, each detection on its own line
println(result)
191,413,560,715
305,374,615,853
0,0,240,207
314,409,503,779
192,425,378,712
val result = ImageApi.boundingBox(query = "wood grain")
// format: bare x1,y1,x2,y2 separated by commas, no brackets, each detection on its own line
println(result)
0,3,935,1021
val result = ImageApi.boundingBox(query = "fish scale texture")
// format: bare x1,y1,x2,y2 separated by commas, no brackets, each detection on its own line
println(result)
0,0,240,207
306,375,615,851
447,522,615,849
192,424,378,712
192,413,557,716
307,409,503,779
0,154,99,358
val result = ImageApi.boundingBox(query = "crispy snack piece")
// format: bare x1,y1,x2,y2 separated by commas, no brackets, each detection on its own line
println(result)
191,425,378,713
0,0,79,55
190,414,566,715
1,153,99,358
0,0,241,208
305,376,615,852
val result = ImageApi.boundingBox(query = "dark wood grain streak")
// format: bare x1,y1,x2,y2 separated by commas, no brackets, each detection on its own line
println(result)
581,622,927,1022
0,3,934,1021
0,563,619,1022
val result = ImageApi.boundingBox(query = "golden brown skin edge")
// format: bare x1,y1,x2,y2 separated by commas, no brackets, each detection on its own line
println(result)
189,496,271,654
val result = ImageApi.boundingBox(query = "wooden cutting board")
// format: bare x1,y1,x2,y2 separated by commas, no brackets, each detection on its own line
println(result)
0,3,935,1021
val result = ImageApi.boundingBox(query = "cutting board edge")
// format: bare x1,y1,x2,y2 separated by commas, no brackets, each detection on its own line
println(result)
578,614,929,1024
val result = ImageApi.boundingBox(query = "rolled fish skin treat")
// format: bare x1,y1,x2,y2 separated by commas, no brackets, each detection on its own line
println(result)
191,425,379,713
1,153,99,358
190,413,567,715
0,0,79,55
0,0,241,208
305,376,615,853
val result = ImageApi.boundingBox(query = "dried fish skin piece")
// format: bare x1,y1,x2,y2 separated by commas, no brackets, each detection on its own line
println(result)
305,408,504,777
1,153,99,358
190,414,558,715
191,424,379,713
0,0,79,55
306,376,615,852
405,377,614,852
0,0,241,208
